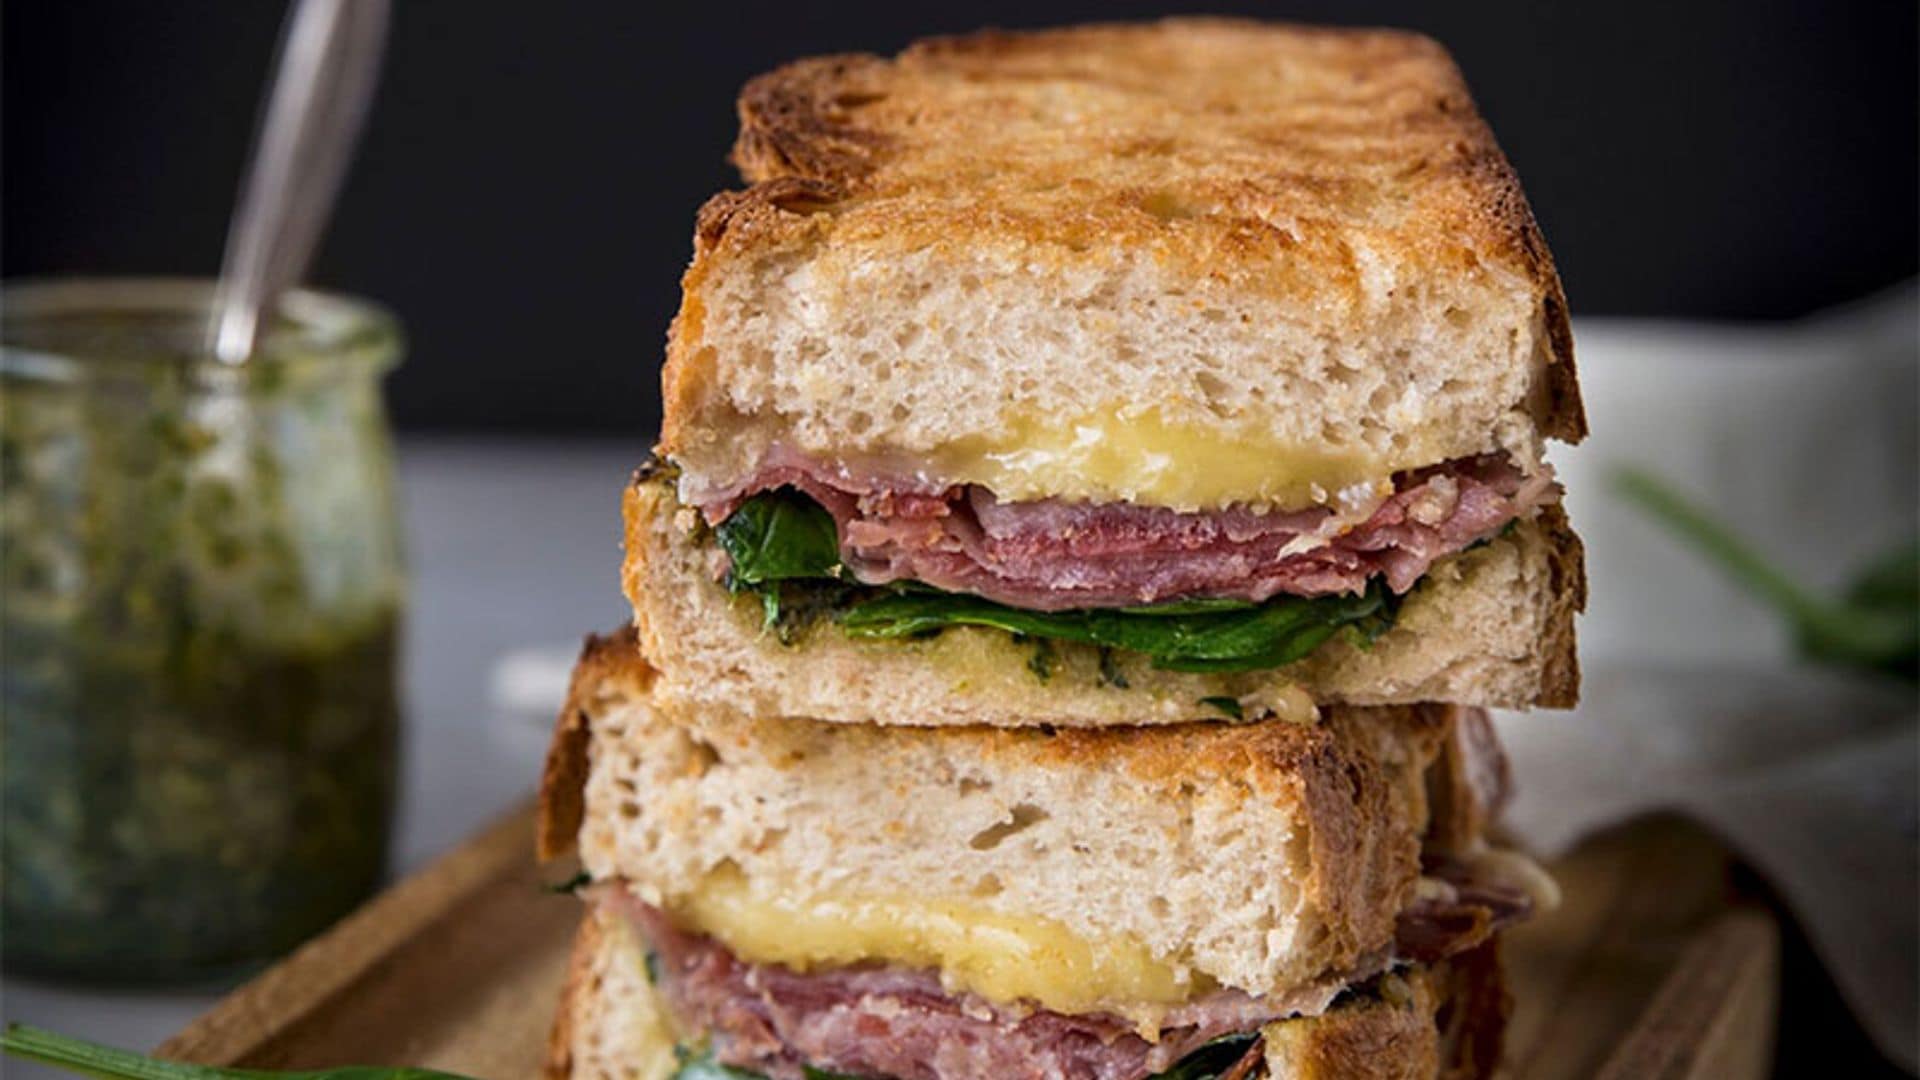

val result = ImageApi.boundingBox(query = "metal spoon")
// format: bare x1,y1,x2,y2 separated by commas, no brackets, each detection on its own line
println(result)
210,0,390,364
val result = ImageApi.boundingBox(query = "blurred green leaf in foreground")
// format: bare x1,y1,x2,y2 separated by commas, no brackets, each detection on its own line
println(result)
0,1024,474,1080
1613,467,1918,682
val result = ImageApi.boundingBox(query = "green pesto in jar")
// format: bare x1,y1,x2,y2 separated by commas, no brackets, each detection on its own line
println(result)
1,280,405,981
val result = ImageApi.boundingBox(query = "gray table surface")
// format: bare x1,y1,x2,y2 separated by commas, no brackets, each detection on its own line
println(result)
1,436,646,1064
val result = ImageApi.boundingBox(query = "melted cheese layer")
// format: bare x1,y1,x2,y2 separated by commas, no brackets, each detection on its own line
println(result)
669,865,1202,1016
928,406,1404,511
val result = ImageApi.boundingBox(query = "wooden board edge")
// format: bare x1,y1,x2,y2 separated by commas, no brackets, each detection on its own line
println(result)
1595,909,1781,1079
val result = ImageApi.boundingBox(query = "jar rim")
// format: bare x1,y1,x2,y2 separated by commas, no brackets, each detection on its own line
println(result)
0,277,402,378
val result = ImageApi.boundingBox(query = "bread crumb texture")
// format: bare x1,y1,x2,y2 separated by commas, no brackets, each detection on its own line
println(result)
662,19,1582,498
559,633,1452,1001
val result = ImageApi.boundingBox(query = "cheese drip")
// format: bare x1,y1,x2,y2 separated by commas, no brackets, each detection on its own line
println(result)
669,865,1203,1017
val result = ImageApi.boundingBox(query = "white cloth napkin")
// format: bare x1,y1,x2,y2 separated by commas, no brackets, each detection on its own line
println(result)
1510,286,1919,1068
1495,666,1918,1069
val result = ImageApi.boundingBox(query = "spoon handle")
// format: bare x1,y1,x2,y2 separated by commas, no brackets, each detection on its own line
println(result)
211,0,389,364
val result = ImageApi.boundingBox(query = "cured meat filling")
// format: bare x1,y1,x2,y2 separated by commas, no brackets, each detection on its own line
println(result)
699,452,1557,611
602,870,1531,1080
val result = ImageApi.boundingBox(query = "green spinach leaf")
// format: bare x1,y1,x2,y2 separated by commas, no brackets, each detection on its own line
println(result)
837,579,1396,674
715,489,842,590
1145,1032,1262,1080
544,870,591,894
1199,695,1244,720
716,490,1402,673
667,1050,764,1079
0,1025,476,1080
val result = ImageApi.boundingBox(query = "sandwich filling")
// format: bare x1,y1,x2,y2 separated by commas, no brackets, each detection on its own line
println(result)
663,448,1557,674
597,869,1531,1080
696,450,1554,611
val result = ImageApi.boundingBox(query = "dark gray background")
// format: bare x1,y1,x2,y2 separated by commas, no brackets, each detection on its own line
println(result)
5,0,1916,436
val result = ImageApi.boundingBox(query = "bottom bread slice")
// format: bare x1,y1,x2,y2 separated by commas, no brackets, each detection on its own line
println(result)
546,903,1510,1080
622,473,1584,728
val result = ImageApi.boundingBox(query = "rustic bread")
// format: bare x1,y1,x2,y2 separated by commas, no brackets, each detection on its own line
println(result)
539,629,1467,1007
545,909,677,1080
660,18,1582,511
620,475,1583,726
545,905,1509,1080
1260,941,1509,1080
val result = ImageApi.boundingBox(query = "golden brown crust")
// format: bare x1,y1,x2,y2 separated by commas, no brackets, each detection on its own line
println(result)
1437,941,1511,1080
733,54,896,183
663,17,1582,456
1297,707,1450,966
1260,942,1508,1079
543,912,603,1080
1534,503,1587,709
1011,701,1444,792
538,628,654,861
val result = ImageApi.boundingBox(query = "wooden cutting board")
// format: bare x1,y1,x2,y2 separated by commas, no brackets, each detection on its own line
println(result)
156,802,1778,1079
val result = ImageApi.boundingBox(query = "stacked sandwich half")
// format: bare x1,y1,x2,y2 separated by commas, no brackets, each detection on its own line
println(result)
541,19,1584,1080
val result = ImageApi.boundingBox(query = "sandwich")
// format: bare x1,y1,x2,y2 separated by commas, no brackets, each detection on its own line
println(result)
626,19,1586,728
543,20,1580,1080
541,629,1549,1080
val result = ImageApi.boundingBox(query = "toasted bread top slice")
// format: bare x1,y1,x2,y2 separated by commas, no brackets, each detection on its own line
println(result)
662,19,1582,511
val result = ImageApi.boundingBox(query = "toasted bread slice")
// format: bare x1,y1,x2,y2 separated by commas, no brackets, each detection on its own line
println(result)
1259,941,1509,1080
541,629,1492,1013
545,906,1509,1080
619,474,1584,726
661,19,1581,513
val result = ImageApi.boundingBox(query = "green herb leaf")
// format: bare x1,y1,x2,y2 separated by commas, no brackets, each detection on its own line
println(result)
715,490,1402,673
757,586,783,632
800,1068,865,1080
0,1024,476,1080
714,489,850,635
664,1049,772,1080
1145,1032,1262,1080
1097,647,1131,689
1846,540,1920,615
1025,636,1058,682
668,1057,765,1080
1198,695,1244,720
714,489,842,590
1613,467,1918,681
1116,597,1260,615
838,580,1396,674
544,870,591,894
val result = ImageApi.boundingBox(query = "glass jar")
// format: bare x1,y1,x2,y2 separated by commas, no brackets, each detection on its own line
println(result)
1,279,404,982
